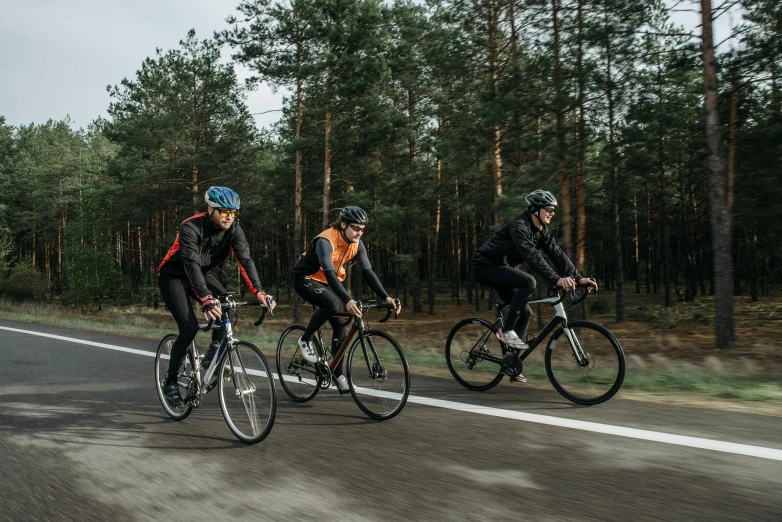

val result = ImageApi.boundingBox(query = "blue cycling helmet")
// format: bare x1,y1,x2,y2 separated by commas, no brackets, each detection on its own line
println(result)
205,186,240,210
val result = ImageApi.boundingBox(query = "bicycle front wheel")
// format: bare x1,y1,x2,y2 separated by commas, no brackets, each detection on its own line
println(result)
445,318,505,391
275,325,320,402
218,341,276,444
545,320,625,405
155,334,193,420
347,329,409,421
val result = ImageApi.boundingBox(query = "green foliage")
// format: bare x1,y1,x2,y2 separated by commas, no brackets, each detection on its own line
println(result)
2,263,48,301
62,190,127,308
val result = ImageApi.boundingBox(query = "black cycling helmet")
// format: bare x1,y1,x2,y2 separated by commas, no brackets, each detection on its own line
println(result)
525,189,557,210
339,206,369,225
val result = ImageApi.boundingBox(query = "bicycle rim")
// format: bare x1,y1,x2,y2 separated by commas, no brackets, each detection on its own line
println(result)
545,320,625,405
155,334,193,420
445,318,505,391
347,329,409,420
275,325,320,402
218,341,276,444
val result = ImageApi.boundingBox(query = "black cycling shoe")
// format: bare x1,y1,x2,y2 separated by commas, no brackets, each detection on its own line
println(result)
164,377,184,407
201,342,219,369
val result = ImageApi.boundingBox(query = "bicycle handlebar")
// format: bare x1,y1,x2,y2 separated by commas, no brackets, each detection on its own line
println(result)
551,281,597,306
354,298,401,323
198,294,275,331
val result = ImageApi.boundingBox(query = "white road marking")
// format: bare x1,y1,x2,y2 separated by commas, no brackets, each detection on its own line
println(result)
2,324,782,462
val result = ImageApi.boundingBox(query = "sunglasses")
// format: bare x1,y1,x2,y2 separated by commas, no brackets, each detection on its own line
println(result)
542,207,556,214
349,224,366,233
216,209,239,218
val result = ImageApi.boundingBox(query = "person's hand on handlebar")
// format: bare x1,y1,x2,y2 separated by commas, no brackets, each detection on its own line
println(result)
578,278,599,293
256,291,276,312
556,277,577,291
385,296,401,316
346,299,363,318
202,296,222,322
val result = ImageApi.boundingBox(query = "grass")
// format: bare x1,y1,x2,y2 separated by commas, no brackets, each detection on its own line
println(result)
2,297,782,410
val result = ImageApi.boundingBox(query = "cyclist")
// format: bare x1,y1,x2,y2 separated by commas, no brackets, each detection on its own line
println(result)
291,206,401,392
472,189,597,382
157,186,275,407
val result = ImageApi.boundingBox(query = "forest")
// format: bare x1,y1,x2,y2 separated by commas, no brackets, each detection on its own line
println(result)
0,0,779,351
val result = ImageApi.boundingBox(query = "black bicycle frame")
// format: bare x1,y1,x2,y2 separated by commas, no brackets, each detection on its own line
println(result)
475,311,566,367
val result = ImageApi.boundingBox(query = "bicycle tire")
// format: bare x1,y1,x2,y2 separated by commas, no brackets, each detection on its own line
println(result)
545,320,625,405
346,329,410,421
218,341,276,444
445,318,505,392
275,324,320,402
154,334,194,420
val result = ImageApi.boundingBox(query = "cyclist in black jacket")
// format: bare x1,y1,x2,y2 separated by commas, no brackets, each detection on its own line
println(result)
472,189,597,382
157,186,275,406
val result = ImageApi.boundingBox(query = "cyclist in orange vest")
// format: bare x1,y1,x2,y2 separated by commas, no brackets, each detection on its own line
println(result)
291,206,401,391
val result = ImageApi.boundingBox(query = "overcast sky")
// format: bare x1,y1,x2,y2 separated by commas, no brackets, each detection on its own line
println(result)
0,0,742,133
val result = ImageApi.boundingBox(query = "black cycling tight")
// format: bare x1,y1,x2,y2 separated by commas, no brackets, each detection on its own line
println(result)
294,277,348,376
159,273,232,380
473,264,536,339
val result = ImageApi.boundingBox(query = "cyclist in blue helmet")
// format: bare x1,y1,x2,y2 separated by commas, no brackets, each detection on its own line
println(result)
157,186,275,407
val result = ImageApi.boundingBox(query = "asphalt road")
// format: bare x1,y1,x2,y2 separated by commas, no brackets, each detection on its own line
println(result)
1,319,780,521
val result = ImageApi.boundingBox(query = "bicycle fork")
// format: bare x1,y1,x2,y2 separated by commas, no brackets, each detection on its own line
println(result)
562,326,588,366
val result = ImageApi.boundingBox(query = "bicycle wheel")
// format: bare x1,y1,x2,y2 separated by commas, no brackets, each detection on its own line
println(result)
275,325,320,402
347,329,409,421
445,318,505,391
545,320,625,405
154,334,193,420
218,341,276,444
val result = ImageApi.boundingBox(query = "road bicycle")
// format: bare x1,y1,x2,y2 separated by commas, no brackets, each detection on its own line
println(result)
155,294,277,444
276,299,409,420
445,285,625,405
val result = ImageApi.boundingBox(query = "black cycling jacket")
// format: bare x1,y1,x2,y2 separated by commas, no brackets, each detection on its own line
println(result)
472,210,582,285
158,212,263,302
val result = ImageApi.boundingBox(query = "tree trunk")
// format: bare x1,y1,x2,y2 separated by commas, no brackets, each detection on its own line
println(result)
455,178,462,306
323,79,332,229
430,151,442,314
701,0,735,349
633,193,640,294
575,0,587,273
604,6,623,322
488,0,503,224
293,75,304,323
552,0,572,258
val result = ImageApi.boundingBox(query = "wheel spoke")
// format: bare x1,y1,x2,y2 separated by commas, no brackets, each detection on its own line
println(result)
154,334,193,420
219,342,276,444
276,325,320,402
348,330,409,420
445,318,505,391
545,321,625,405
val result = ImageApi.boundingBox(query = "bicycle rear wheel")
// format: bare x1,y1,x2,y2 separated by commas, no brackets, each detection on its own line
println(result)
218,341,276,444
545,320,625,405
275,325,320,402
347,329,409,421
445,318,505,391
154,334,193,420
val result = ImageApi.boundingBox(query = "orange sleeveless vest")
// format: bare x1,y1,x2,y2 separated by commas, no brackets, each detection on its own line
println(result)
309,227,359,284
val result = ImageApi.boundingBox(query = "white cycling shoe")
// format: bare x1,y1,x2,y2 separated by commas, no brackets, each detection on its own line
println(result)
297,337,318,363
496,330,529,350
333,375,350,392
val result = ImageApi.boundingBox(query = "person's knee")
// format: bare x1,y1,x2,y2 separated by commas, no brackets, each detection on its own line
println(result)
324,297,341,316
180,320,200,340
